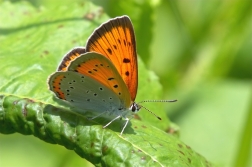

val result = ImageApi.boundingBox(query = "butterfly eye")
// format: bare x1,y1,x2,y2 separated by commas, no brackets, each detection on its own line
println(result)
130,102,140,113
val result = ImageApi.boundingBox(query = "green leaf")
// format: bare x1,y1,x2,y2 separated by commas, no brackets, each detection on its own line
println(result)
0,1,212,166
0,95,211,166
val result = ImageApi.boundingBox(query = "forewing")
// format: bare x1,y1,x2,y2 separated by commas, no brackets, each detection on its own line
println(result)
67,52,131,108
86,16,138,101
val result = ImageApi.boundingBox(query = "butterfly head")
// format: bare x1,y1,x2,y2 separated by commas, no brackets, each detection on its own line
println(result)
129,102,162,121
129,102,141,113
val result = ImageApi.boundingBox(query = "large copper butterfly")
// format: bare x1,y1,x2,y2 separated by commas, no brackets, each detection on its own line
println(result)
48,16,176,135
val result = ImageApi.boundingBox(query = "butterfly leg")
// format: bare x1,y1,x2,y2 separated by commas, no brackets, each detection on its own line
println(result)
120,118,130,135
103,115,121,129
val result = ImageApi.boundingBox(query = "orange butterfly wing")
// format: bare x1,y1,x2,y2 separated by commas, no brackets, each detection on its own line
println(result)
86,16,138,101
58,47,86,71
49,52,132,108
67,52,132,107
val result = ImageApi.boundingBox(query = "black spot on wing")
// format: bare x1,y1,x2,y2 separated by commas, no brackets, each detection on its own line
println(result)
123,58,130,63
107,48,112,55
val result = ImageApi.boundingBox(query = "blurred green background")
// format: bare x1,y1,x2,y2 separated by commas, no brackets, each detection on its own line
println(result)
0,0,251,167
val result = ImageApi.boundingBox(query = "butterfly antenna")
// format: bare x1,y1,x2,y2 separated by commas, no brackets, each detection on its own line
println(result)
137,99,177,120
138,105,162,120
138,99,177,104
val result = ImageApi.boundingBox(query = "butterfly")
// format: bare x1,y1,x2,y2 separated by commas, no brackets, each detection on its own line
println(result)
48,15,176,135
